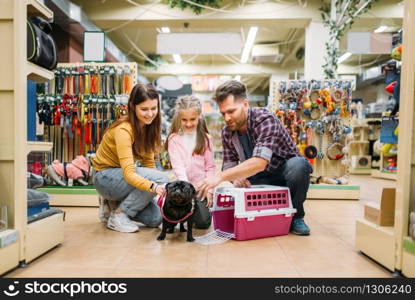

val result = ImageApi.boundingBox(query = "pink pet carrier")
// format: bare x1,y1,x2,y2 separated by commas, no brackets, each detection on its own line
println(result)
212,185,296,241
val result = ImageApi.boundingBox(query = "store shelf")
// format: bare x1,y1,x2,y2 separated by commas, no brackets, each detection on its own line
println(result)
0,241,19,276
371,169,397,181
38,185,99,207
349,167,372,175
307,184,360,200
25,213,64,263
26,141,53,154
27,0,53,20
355,219,395,271
27,62,54,83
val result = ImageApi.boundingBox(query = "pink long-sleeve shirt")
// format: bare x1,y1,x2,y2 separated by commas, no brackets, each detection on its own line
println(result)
167,133,216,193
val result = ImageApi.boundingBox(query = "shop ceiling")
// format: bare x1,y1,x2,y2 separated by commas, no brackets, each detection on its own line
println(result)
70,0,402,92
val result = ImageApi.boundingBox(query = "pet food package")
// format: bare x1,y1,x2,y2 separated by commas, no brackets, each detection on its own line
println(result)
212,185,296,241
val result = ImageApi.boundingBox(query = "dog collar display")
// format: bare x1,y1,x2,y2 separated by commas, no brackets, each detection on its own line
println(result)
157,193,194,224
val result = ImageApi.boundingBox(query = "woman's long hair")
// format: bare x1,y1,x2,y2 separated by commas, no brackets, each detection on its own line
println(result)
165,95,210,155
109,83,161,156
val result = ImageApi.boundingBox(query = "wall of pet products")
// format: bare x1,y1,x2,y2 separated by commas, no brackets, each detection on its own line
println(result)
35,62,138,164
273,80,353,184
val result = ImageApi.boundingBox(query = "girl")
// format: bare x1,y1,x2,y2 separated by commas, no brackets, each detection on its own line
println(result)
165,95,215,229
92,83,168,233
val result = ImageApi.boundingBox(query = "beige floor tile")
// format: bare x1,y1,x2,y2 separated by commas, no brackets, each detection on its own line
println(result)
206,238,299,277
4,175,397,278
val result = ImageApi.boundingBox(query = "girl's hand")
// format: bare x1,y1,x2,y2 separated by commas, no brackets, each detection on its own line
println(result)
206,192,213,208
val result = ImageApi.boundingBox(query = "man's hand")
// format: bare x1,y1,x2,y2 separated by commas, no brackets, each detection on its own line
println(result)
197,175,222,199
232,178,251,188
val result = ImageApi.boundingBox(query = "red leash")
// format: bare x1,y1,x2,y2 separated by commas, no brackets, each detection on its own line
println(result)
157,193,194,224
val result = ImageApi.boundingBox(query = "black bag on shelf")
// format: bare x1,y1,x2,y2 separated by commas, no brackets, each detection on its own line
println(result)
27,16,58,70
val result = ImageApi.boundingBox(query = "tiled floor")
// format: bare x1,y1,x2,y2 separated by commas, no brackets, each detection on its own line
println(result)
6,175,396,278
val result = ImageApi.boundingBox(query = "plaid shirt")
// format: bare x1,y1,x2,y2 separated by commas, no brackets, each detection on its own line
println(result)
222,107,300,173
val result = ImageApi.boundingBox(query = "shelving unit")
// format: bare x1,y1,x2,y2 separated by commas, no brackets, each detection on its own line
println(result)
26,141,53,154
27,62,54,83
355,0,415,277
349,120,372,175
0,0,63,275
27,0,53,20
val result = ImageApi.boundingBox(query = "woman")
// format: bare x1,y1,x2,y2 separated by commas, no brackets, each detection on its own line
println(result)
92,83,168,233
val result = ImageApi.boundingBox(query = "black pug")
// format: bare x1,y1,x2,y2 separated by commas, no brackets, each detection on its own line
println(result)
157,180,196,242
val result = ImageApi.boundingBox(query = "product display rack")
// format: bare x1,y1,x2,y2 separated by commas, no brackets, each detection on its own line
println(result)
35,62,139,207
355,0,415,277
272,80,360,200
348,119,372,175
0,0,64,275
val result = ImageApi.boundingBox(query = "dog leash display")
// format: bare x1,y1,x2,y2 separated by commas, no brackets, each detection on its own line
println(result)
36,63,138,163
275,80,353,184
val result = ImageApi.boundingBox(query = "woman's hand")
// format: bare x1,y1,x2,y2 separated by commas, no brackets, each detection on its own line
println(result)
155,184,166,196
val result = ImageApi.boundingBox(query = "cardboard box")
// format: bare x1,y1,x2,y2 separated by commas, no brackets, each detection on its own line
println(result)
364,188,395,226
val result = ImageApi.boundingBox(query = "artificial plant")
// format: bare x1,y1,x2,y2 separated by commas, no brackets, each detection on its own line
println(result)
163,0,223,15
320,0,380,79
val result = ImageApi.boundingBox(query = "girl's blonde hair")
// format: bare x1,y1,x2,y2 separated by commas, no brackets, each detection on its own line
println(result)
165,95,210,155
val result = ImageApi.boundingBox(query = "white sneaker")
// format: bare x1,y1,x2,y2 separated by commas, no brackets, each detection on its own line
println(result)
107,211,139,233
98,196,111,223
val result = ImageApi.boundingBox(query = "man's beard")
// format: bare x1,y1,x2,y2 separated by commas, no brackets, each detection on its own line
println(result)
228,111,246,132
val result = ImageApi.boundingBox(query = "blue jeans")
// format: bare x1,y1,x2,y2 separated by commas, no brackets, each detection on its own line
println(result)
93,166,169,227
248,156,312,219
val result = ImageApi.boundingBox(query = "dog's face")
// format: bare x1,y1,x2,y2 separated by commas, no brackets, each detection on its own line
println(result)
165,181,196,205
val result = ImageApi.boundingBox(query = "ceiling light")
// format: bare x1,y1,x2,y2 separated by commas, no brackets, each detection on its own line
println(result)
173,54,182,64
338,52,352,64
161,27,171,33
240,27,258,63
374,25,388,33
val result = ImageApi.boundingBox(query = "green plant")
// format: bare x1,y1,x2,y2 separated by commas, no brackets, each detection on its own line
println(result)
320,0,380,79
163,0,223,15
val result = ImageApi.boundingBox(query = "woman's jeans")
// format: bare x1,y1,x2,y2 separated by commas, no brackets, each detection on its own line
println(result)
247,156,312,219
93,166,169,227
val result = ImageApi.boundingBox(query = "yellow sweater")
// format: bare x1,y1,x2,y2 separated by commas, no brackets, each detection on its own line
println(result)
92,122,156,192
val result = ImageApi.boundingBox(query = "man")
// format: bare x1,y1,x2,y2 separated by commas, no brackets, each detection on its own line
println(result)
198,80,312,235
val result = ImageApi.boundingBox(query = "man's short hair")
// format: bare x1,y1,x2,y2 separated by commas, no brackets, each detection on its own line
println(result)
214,80,247,103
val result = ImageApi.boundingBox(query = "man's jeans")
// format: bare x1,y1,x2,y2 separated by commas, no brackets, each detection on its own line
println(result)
93,166,168,227
248,156,312,219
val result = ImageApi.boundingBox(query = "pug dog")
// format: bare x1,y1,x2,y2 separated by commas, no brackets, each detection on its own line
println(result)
157,180,196,242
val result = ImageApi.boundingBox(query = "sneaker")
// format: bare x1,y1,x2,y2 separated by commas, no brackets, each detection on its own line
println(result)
290,218,310,236
107,211,139,233
98,196,111,223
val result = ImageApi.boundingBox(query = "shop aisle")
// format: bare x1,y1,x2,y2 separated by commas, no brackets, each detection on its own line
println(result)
5,175,396,278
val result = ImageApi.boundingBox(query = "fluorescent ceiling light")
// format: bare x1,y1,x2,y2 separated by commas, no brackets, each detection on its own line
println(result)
161,27,171,33
172,54,182,64
240,27,258,63
338,52,352,64
374,25,388,33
